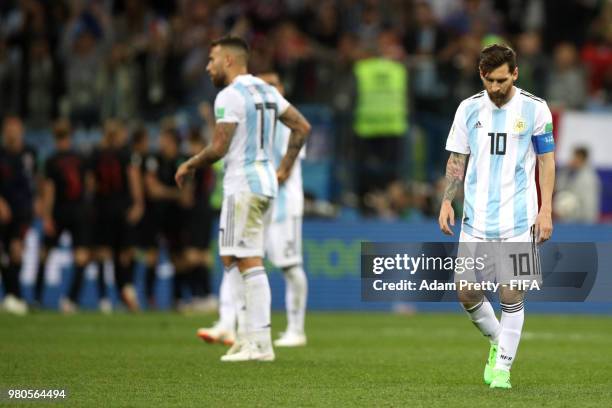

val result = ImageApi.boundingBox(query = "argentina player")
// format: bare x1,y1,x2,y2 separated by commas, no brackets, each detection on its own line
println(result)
439,44,555,389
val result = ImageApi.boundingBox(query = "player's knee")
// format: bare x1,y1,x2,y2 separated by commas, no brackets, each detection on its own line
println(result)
183,249,206,267
237,257,263,272
457,289,484,309
221,256,236,268
499,286,524,304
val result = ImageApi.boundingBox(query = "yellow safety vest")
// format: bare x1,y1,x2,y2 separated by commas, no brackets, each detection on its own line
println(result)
353,58,408,138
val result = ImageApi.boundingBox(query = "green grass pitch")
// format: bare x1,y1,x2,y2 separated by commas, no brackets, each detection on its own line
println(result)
1,312,611,407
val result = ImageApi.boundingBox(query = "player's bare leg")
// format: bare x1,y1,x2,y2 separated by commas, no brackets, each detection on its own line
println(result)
117,248,139,312
2,239,28,315
143,249,158,309
61,247,91,314
183,248,215,313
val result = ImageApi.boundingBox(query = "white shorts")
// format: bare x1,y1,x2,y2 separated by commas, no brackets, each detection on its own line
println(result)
265,216,303,268
219,192,272,258
455,226,542,286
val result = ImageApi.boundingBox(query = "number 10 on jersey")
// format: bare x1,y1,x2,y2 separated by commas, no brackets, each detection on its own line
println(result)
488,132,507,155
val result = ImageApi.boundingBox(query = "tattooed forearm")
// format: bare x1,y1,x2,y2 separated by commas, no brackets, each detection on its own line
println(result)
443,152,468,202
186,123,236,169
278,131,307,172
278,106,312,173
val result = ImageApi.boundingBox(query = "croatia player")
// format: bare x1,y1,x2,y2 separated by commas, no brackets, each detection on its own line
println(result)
438,44,555,388
175,36,311,362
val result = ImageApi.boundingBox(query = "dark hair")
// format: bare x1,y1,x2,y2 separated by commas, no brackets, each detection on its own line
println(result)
479,44,517,75
161,127,180,145
574,146,589,161
211,35,249,55
131,126,148,145
53,118,71,140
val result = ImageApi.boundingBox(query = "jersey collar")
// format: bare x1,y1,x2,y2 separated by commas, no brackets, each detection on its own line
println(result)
231,74,254,84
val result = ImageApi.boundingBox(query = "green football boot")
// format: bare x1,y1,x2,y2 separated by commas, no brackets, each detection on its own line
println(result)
490,368,512,389
483,343,498,385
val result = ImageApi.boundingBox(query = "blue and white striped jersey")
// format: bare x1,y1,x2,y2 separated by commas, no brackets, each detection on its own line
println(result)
214,74,290,198
270,124,306,223
446,87,555,239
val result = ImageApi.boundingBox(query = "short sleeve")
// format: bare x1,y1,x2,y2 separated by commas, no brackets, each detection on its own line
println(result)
270,87,291,116
531,102,555,154
445,103,470,154
533,102,553,136
214,88,243,123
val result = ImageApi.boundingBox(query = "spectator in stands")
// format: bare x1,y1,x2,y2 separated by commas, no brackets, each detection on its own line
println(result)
443,33,482,106
515,31,548,99
0,37,19,118
352,31,409,213
555,147,601,223
546,42,587,110
111,0,153,48
443,0,500,37
99,41,138,121
357,3,384,48
295,0,340,49
60,10,109,128
25,37,59,128
134,18,185,120
405,0,452,181
582,1,612,103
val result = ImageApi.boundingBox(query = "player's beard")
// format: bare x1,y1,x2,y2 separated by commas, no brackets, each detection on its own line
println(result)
488,85,513,106
489,92,505,106
211,71,228,88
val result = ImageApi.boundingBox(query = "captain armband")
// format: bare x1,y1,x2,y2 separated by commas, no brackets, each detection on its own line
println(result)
531,132,555,154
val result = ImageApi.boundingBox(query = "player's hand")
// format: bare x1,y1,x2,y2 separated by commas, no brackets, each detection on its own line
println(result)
0,198,11,224
277,167,290,184
126,203,144,224
175,162,193,189
535,209,553,243
438,200,455,236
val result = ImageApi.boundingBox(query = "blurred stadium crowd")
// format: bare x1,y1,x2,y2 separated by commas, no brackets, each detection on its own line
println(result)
1,0,611,218
0,0,610,313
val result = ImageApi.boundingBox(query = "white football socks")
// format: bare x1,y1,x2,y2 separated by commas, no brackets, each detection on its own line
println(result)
283,264,307,335
218,264,238,332
495,301,525,371
226,264,246,338
464,299,501,344
243,266,272,351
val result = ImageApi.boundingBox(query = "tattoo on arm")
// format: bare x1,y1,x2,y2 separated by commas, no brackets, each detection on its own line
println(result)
278,106,311,172
443,152,468,202
187,123,237,169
